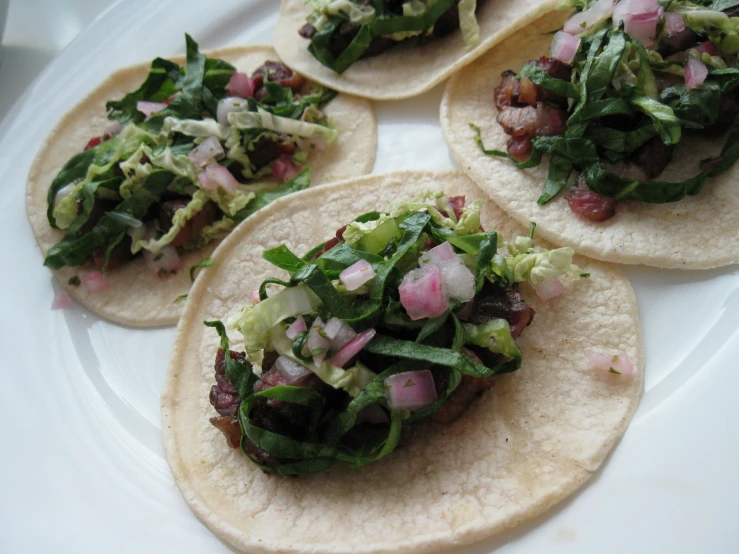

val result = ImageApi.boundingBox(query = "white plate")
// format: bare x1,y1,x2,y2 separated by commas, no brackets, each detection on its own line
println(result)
1,1,738,552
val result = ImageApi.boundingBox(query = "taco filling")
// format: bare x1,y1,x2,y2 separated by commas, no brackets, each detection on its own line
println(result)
44,36,339,282
299,0,486,73
204,192,586,476
475,0,739,222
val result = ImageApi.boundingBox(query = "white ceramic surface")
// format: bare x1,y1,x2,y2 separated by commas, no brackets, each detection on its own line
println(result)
0,1,738,553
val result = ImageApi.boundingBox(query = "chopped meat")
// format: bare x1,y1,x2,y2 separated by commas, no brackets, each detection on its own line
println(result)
518,77,538,105
634,138,674,179
157,199,220,249
507,135,533,162
248,136,284,170
497,106,538,136
299,23,316,39
521,56,573,106
448,196,466,219
658,28,698,56
535,102,567,136
210,386,240,417
494,71,521,110
433,374,495,423
655,72,684,93
210,348,247,417
252,61,306,93
462,283,535,339
91,235,133,270
312,225,348,259
601,160,648,182
566,174,617,223
209,416,241,449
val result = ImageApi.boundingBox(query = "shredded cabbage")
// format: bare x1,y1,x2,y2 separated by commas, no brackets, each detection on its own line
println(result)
132,190,210,254
462,319,520,359
228,107,338,144
305,0,376,31
53,183,84,230
119,144,153,199
231,285,322,353
270,325,376,396
458,0,481,48
342,214,391,246
505,236,582,285
390,191,481,236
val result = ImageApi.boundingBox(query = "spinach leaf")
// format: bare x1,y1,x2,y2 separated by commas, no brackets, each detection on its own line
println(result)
262,245,306,274
518,64,579,98
364,334,505,377
44,171,174,269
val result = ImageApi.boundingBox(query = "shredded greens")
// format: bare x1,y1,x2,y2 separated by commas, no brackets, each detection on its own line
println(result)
474,4,739,205
303,0,482,73
206,193,584,476
44,35,333,272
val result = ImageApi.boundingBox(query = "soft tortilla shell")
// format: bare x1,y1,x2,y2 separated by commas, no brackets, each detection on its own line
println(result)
274,0,560,100
26,45,376,327
162,170,642,554
441,13,739,269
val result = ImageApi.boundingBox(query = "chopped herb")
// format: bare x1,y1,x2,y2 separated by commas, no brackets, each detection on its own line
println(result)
68,276,81,286
189,257,215,282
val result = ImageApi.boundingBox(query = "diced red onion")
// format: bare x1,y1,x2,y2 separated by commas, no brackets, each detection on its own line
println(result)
694,41,720,57
226,72,255,99
532,277,566,301
339,259,376,291
104,120,122,138
385,370,437,411
199,164,239,195
437,258,475,302
324,317,357,351
272,154,300,183
563,0,615,35
136,101,167,118
274,356,313,384
663,12,685,34
144,245,182,278
286,316,307,340
307,317,331,366
399,265,449,321
217,97,248,126
419,241,456,266
54,183,76,207
550,31,581,65
329,329,376,368
188,136,224,168
685,57,708,90
586,350,635,375
81,270,108,293
52,289,74,310
613,0,660,47
248,286,261,304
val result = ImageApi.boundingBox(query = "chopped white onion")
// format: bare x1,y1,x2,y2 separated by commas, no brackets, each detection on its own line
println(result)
399,265,449,321
144,245,182,278
385,370,438,411
54,183,76,208
274,355,313,384
329,329,376,368
286,316,307,340
663,12,685,34
550,31,581,65
188,136,224,167
81,270,108,293
419,241,456,266
586,350,634,375
685,57,708,90
323,317,357,350
136,101,167,118
226,72,255,99
339,259,376,291
104,120,122,138
248,286,261,304
306,317,331,366
532,277,566,301
217,97,248,126
198,164,239,195
563,0,615,36
613,0,660,47
437,258,475,302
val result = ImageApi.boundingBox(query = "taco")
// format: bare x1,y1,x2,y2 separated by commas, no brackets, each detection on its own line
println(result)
274,0,561,100
26,37,376,326
162,170,642,553
442,1,739,269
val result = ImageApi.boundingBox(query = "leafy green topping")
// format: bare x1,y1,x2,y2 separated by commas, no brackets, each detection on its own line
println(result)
189,257,215,282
